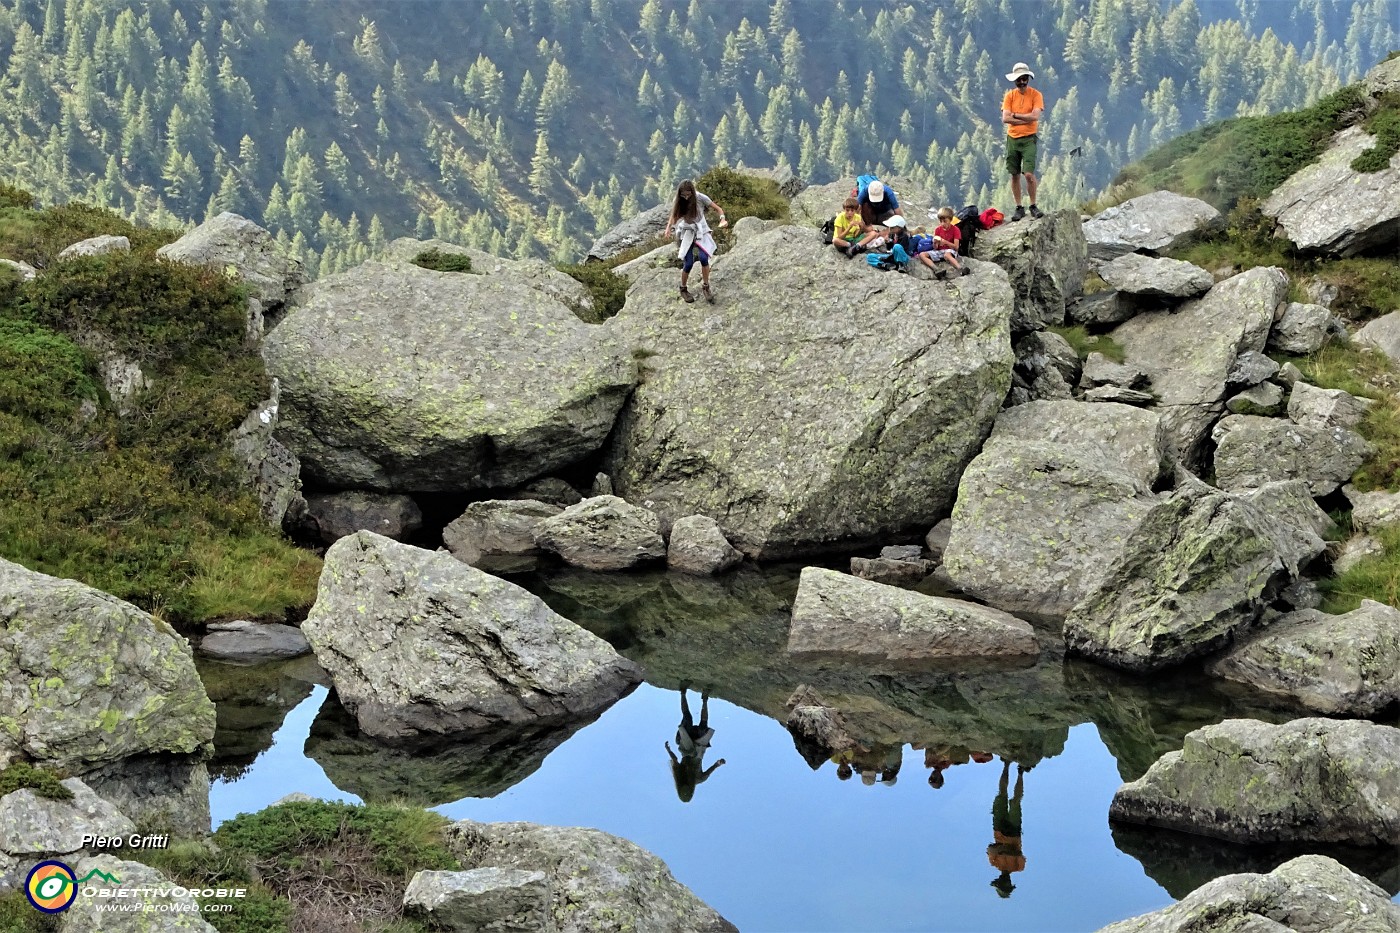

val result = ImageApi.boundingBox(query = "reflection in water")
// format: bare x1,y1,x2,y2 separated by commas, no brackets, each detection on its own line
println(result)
666,686,727,802
987,759,1028,898
196,655,319,781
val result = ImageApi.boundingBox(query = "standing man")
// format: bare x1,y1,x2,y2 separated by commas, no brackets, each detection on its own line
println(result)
1002,62,1045,221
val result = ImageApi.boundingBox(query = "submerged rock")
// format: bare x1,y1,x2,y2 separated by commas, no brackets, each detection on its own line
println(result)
1095,854,1400,933
605,224,1013,559
1210,599,1400,715
1108,718,1400,847
445,820,738,933
264,261,635,493
0,559,215,772
787,567,1038,660
301,532,643,741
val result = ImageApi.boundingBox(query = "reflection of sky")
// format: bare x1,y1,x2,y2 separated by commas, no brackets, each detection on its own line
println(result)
214,683,1194,932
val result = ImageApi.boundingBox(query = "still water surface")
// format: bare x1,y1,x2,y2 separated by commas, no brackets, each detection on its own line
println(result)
203,565,1400,933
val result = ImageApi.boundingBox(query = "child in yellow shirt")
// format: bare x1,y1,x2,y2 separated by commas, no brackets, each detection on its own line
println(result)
833,197,866,256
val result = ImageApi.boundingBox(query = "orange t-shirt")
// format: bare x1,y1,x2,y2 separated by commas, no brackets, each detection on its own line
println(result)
1002,87,1044,138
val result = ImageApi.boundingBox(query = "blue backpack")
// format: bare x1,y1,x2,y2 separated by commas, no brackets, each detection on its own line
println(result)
854,173,881,201
866,244,910,271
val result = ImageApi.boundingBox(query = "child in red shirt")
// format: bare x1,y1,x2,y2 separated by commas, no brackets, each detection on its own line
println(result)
914,207,969,277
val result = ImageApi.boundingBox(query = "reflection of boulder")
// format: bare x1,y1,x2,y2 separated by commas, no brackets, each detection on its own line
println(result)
1110,822,1400,901
197,656,318,781
303,693,604,806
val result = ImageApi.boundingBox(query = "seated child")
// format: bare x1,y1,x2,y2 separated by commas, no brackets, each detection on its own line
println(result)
834,197,866,256
913,208,969,276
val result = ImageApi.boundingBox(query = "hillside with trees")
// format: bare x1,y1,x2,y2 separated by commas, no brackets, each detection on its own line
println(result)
0,0,1393,275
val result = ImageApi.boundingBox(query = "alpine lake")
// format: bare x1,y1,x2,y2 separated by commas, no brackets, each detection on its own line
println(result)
200,562,1400,933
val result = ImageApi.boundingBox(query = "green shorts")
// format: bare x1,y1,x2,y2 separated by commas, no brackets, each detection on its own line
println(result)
1005,135,1038,176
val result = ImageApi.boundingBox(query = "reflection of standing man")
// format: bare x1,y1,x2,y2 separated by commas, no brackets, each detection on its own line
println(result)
1002,62,1045,222
666,685,726,802
986,759,1027,897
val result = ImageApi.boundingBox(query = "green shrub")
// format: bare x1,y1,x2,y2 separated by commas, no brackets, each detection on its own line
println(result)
1352,92,1400,173
0,319,97,422
0,762,73,799
0,200,177,268
412,247,475,273
559,259,629,323
0,183,35,210
695,165,789,253
0,891,59,931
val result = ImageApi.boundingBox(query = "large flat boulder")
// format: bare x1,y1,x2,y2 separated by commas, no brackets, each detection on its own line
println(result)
445,820,738,933
1108,718,1400,846
1212,414,1372,496
987,400,1168,487
301,532,643,741
1260,124,1400,256
263,261,636,493
1095,855,1400,933
943,435,1159,618
1083,191,1224,260
1064,481,1302,673
1109,266,1284,467
1210,599,1400,715
973,208,1088,333
0,560,215,772
1096,253,1212,299
786,566,1038,660
384,237,595,320
604,224,1013,559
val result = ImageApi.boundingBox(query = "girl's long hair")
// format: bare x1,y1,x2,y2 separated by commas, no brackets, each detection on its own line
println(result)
670,179,700,224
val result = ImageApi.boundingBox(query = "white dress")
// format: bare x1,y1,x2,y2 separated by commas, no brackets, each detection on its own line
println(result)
674,193,717,261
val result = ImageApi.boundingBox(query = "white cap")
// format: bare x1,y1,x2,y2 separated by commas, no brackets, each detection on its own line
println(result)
867,181,885,202
884,215,906,228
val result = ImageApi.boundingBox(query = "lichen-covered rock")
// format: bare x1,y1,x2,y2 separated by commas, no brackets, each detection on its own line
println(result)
226,379,304,529
157,212,304,342
667,515,742,575
605,224,1013,559
1097,253,1213,299
849,555,935,586
1064,482,1299,673
1068,289,1134,326
1335,533,1385,574
58,235,130,260
1008,330,1078,405
1210,600,1400,715
443,500,562,568
788,176,932,227
974,208,1087,333
1225,382,1284,415
444,820,738,933
1109,266,1283,467
1212,414,1372,496
383,237,595,321
1239,481,1332,571
301,532,643,741
1095,855,1400,933
0,778,134,856
584,204,671,263
0,258,36,280
264,261,636,493
944,423,1160,617
1345,483,1400,532
1260,125,1400,257
507,478,584,508
1108,718,1400,846
533,496,667,571
60,855,217,932
304,490,423,544
0,559,215,772
1356,310,1400,363
403,867,555,933
1079,352,1149,391
788,567,1038,660
1227,350,1280,388
1288,381,1372,432
988,400,1168,487
1083,191,1224,260
1268,302,1336,355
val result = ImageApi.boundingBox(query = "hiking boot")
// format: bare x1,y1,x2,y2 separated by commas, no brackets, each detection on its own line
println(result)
960,266,972,277
679,286,696,303
845,243,858,257
1028,204,1044,219
1011,205,1026,222
702,284,715,303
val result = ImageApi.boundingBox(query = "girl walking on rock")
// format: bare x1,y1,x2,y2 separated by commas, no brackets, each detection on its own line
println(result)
664,179,727,303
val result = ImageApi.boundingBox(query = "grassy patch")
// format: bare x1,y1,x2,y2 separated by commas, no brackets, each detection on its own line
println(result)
0,892,60,931
411,248,475,273
1296,342,1400,492
1048,324,1126,363
1352,92,1400,173
0,203,318,623
1322,523,1400,613
1104,86,1366,211
0,199,177,268
695,165,790,254
0,762,73,799
133,801,457,933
